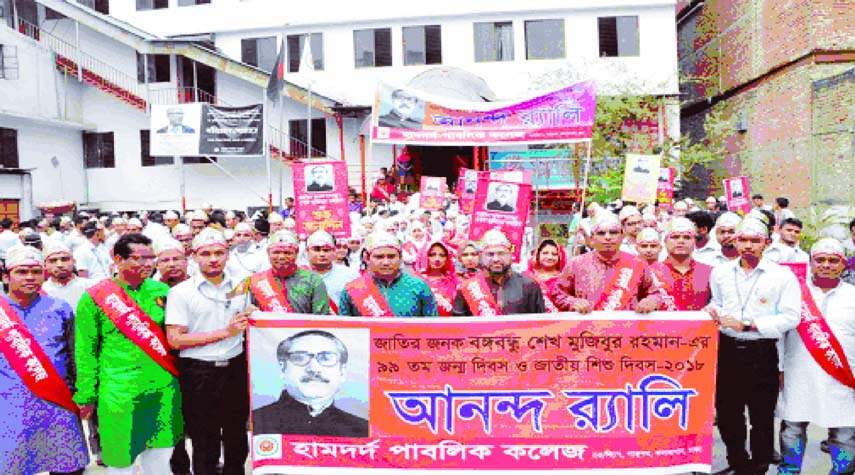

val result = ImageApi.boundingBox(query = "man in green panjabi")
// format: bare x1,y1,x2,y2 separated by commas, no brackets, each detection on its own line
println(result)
74,233,183,474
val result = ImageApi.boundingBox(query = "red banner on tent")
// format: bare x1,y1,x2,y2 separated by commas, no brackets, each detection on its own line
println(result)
294,161,351,239
249,313,718,474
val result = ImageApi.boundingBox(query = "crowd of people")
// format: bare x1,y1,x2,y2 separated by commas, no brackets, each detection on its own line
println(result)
0,181,853,475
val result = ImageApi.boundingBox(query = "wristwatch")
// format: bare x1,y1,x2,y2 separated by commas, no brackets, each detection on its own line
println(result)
741,319,753,332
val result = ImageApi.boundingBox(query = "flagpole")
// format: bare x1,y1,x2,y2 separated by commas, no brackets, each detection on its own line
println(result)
304,36,313,160
306,81,312,159
278,93,285,208
266,37,286,214
264,86,272,214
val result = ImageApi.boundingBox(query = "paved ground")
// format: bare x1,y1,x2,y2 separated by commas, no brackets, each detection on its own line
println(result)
77,422,833,474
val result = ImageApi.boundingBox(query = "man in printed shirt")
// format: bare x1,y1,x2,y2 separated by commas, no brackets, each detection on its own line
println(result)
706,217,801,475
338,233,437,317
648,218,712,311
550,211,662,314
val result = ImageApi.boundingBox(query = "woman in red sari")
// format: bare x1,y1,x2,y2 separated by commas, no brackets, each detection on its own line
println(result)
524,238,566,313
419,240,459,316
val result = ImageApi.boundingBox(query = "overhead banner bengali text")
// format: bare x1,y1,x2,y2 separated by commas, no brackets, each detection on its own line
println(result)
371,81,596,145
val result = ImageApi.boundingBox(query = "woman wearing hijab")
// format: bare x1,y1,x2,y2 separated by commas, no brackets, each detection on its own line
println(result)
456,241,481,280
401,221,431,272
419,240,459,316
524,238,566,313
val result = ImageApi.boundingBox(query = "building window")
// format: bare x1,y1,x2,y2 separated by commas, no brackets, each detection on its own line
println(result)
288,118,326,156
525,19,565,60
474,21,514,62
0,128,19,168
0,45,19,80
177,0,211,5
136,53,171,83
135,0,168,10
65,1,108,14
402,25,441,66
140,131,173,167
286,33,323,73
241,36,278,72
598,16,640,57
83,132,115,169
353,28,392,68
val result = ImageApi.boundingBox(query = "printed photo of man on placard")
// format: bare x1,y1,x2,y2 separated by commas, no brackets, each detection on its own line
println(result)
378,88,425,130
730,179,744,198
157,106,196,134
252,329,369,437
305,164,335,193
485,183,518,213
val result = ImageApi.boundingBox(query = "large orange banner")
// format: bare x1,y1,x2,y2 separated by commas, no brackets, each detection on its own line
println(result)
249,313,718,474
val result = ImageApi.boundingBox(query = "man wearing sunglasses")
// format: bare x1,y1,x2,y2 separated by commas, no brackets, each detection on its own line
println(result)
252,330,369,437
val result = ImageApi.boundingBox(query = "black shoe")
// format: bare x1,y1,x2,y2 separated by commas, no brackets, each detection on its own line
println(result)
821,438,830,453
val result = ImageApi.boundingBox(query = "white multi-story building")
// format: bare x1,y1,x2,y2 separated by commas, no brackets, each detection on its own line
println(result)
0,0,678,218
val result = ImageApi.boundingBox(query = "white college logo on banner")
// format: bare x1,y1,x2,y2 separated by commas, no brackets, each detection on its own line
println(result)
253,435,282,460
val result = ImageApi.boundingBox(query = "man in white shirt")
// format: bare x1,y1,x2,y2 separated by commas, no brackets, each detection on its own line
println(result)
165,228,255,475
699,212,742,268
764,217,809,264
777,238,855,475
618,206,643,256
226,222,268,280
0,218,19,261
305,230,358,313
707,218,801,475
41,241,95,310
73,221,111,280
687,210,718,264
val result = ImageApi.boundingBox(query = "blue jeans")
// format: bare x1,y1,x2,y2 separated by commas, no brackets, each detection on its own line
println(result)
778,420,855,474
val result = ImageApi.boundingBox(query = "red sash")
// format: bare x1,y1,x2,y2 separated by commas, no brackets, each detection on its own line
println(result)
250,270,295,313
781,263,855,390
425,279,454,317
328,298,339,315
649,265,682,311
460,274,502,317
524,271,559,313
88,280,178,376
344,274,396,317
594,256,646,311
0,297,79,414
